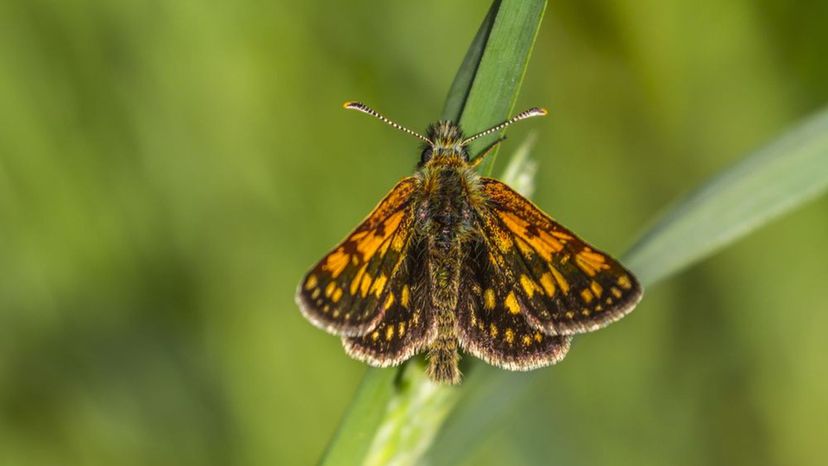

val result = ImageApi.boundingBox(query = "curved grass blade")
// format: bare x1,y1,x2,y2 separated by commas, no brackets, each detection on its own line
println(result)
318,1,548,465
625,106,828,285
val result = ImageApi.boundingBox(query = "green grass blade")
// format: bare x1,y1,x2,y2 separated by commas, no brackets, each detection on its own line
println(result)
625,106,828,285
318,1,547,464
459,0,546,175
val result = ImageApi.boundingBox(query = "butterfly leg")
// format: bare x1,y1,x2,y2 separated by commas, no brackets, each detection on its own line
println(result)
468,136,507,169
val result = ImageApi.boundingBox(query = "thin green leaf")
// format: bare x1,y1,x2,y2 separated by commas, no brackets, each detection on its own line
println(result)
459,0,546,175
625,106,828,285
318,1,547,465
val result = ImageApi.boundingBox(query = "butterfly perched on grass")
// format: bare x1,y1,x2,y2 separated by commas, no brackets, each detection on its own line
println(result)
296,102,642,384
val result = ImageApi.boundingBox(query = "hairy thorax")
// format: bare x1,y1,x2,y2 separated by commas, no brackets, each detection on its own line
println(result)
415,160,482,308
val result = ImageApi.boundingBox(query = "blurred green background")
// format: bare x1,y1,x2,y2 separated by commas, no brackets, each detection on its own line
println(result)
2,1,827,465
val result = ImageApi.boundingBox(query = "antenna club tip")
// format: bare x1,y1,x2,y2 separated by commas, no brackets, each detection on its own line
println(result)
342,101,361,110
535,107,549,116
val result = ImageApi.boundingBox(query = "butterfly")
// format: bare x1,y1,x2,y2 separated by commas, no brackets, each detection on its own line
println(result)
296,102,642,384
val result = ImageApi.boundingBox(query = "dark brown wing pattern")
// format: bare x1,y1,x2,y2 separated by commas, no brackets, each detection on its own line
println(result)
342,237,436,366
474,177,642,336
296,177,419,337
456,239,572,370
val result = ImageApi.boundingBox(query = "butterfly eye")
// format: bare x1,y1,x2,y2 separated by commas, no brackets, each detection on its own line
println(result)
420,147,433,164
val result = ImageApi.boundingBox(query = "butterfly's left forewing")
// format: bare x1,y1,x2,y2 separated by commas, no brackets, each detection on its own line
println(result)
296,177,419,337
475,177,642,336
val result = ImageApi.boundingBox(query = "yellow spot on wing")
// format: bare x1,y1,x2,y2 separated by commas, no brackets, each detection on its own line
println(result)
520,275,536,298
617,275,633,290
539,272,556,296
505,291,520,314
611,287,623,298
504,328,515,344
522,335,532,346
401,285,410,308
304,274,318,290
489,323,498,338
581,288,594,304
590,281,603,297
385,325,394,341
484,289,496,310
370,273,388,298
534,332,543,342
383,292,394,310
311,288,320,299
391,229,406,252
371,331,379,341
359,272,373,298
332,287,343,303
398,322,406,337
550,267,570,294
325,282,336,298
351,263,368,295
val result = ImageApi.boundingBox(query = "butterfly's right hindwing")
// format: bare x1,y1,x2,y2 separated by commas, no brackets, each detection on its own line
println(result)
455,240,571,371
296,177,419,337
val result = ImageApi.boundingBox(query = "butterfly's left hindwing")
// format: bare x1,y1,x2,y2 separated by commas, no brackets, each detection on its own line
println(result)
296,177,419,337
476,178,642,336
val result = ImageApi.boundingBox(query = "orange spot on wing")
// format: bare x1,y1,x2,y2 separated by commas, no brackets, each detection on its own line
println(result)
539,272,556,296
323,249,350,278
575,249,610,277
359,272,372,297
383,210,405,235
351,263,368,295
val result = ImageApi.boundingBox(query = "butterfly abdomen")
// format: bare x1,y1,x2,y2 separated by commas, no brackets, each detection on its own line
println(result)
416,165,478,384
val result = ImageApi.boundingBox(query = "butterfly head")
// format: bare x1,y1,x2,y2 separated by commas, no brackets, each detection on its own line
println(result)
420,121,469,166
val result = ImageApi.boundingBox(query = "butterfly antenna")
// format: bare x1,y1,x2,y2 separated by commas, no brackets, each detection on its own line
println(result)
462,107,548,145
343,101,432,145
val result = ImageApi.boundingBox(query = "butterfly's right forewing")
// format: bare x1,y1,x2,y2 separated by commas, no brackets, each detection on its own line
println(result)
296,177,419,337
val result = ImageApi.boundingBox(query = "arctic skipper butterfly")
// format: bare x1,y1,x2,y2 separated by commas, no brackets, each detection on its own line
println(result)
296,102,642,384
